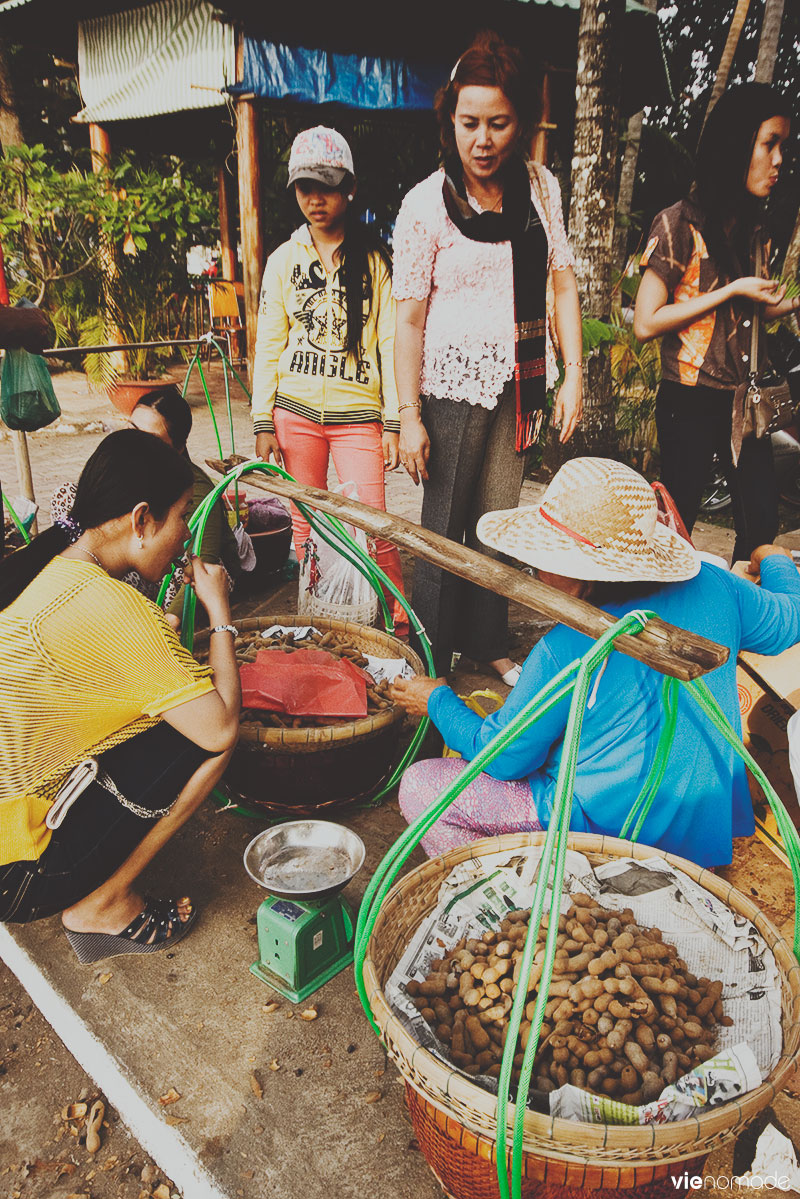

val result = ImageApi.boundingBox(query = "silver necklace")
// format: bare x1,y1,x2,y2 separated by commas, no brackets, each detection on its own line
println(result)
74,545,104,570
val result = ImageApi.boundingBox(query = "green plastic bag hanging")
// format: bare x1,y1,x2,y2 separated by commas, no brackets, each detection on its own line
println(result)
1,347,60,432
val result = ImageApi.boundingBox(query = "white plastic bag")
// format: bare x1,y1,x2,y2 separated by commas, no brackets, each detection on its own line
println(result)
233,523,257,572
788,709,800,802
297,481,378,626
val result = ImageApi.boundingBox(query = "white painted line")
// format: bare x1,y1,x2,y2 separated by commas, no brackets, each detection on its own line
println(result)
0,925,230,1199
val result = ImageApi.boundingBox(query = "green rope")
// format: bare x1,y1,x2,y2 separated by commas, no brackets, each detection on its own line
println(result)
619,674,680,841
501,615,651,1199
181,348,224,461
2,494,32,545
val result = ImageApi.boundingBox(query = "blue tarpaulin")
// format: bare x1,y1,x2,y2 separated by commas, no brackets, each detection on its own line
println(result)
238,39,446,111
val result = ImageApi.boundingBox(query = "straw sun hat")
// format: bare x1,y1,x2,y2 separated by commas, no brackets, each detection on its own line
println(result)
476,457,700,584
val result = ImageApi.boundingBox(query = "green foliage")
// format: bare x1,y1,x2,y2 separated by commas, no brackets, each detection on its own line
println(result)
0,144,216,382
91,156,215,382
583,260,662,472
0,143,118,305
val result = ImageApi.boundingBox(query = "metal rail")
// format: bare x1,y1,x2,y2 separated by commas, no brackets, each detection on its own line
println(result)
41,336,210,357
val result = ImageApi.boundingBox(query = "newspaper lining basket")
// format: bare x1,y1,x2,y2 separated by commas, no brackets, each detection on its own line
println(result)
194,614,424,815
362,831,800,1193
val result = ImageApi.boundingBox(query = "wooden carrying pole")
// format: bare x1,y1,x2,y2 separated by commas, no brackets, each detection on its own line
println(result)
208,462,728,682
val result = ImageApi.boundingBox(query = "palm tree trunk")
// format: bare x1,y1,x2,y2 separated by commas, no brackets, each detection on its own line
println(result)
612,0,655,276
564,0,625,460
0,40,24,149
754,0,785,84
703,0,752,130
613,110,644,276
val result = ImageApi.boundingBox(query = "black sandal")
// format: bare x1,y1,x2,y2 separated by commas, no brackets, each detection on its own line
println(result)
64,896,197,964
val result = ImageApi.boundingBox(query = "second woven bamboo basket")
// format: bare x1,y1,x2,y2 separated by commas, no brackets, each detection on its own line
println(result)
362,831,800,1197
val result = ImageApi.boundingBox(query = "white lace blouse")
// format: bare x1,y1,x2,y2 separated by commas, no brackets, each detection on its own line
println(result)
392,166,574,407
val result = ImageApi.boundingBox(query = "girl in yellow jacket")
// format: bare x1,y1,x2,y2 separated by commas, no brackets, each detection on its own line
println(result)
252,126,406,632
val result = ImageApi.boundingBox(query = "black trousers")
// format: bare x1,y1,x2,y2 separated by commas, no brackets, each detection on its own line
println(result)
655,379,778,564
410,383,528,675
0,723,213,924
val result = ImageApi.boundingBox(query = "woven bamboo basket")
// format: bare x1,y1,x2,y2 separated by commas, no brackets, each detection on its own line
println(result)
194,613,424,816
362,831,800,1197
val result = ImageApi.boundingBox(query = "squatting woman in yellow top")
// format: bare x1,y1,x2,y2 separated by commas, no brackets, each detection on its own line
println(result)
635,83,797,564
0,430,241,963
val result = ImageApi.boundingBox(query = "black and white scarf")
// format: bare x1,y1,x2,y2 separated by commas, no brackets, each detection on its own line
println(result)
442,154,548,451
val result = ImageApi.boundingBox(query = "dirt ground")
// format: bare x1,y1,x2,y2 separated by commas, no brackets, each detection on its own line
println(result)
0,963,178,1199
4,365,800,1197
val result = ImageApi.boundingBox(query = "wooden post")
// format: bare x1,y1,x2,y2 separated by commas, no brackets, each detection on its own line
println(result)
218,159,243,360
208,461,728,682
11,430,37,535
236,98,263,381
218,163,237,283
88,122,111,173
0,222,37,531
531,69,556,164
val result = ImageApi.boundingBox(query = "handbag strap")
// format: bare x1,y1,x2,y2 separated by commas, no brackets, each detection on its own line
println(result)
750,234,763,375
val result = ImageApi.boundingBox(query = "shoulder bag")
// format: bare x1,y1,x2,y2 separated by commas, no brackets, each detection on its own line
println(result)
731,238,794,466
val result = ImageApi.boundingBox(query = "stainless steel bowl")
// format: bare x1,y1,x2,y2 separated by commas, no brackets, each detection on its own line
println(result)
243,820,366,901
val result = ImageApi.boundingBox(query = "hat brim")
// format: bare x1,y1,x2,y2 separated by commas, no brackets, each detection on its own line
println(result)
476,505,700,584
287,166,349,189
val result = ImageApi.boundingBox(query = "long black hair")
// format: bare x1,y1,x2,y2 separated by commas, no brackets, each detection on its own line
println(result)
335,201,393,360
135,384,192,452
0,429,193,610
693,83,791,280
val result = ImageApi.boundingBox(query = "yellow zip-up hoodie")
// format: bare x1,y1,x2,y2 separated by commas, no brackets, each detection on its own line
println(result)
251,225,399,435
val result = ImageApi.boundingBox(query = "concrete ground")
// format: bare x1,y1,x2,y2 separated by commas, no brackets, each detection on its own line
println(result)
3,365,800,1199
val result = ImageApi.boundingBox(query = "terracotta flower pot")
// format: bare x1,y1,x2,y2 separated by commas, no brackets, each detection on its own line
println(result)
106,379,171,417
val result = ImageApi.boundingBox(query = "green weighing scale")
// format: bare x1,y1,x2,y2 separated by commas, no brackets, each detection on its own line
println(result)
243,820,365,1003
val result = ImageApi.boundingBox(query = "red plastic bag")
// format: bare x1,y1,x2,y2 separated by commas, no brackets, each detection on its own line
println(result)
239,648,368,718
651,482,694,546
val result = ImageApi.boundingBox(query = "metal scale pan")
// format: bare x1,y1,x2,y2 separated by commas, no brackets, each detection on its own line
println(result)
244,821,366,1002
244,820,365,902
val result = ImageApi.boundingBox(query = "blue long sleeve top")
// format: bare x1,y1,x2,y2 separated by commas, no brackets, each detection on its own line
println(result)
428,557,800,867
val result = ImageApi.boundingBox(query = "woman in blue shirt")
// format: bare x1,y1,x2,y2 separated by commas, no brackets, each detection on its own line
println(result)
393,457,800,868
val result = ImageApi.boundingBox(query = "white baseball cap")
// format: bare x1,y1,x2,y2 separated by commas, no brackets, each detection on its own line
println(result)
287,126,355,189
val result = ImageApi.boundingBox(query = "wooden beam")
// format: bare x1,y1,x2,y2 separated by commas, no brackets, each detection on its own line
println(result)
208,461,728,682
235,98,263,382
217,162,237,283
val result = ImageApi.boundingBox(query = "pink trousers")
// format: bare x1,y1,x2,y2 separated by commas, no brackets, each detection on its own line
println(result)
273,409,407,632
398,757,542,858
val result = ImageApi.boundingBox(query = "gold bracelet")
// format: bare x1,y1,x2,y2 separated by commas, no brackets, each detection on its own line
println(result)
398,401,422,412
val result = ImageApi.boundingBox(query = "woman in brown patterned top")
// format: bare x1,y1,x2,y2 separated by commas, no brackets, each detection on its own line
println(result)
634,84,797,563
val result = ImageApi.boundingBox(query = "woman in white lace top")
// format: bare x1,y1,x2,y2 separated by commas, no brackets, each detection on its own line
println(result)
393,31,583,680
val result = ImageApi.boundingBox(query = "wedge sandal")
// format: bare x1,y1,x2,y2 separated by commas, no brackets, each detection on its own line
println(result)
64,896,197,964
